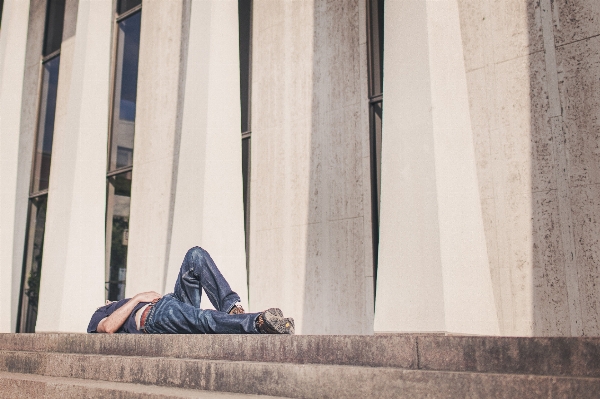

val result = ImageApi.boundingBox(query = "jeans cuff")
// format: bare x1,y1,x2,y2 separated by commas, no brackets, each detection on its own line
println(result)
225,300,242,314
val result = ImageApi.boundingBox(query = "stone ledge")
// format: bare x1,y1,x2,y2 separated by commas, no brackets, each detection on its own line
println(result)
1,351,599,399
0,371,282,398
2,333,600,377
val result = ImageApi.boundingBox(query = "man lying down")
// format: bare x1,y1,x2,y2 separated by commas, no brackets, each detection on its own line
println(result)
87,247,294,335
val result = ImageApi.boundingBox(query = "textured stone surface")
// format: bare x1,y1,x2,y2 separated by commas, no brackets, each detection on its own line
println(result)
1,350,600,399
4,334,600,378
164,0,247,308
2,334,600,398
36,0,112,333
0,0,36,333
250,0,372,334
0,334,418,369
126,0,189,296
556,26,600,336
552,0,600,47
417,335,600,377
458,0,600,337
376,0,498,335
0,372,281,398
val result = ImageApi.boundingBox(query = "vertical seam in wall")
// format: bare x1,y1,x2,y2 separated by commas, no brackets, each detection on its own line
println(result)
540,0,583,336
415,337,421,369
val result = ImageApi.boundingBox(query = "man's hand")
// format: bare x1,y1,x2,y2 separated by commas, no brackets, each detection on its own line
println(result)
134,291,162,303
96,292,162,333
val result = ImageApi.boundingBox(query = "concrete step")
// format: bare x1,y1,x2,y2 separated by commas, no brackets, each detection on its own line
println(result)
1,349,599,398
1,333,600,377
0,371,285,398
1,334,600,398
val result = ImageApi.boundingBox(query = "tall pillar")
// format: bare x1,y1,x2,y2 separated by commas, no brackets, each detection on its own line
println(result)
249,0,373,334
164,0,247,307
0,0,32,333
36,0,113,332
374,0,499,335
125,0,190,296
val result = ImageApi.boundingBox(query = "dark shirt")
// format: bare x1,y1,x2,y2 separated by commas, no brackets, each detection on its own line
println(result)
87,298,149,334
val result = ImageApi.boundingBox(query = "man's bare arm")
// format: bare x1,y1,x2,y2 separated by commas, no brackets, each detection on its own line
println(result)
96,291,162,333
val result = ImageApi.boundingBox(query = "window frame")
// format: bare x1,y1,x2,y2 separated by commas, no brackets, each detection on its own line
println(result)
103,1,142,301
239,0,253,292
366,0,384,301
16,0,67,333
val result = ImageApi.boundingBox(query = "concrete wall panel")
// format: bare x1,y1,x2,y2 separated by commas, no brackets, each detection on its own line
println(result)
552,0,600,47
126,0,189,297
165,0,247,308
556,33,600,335
456,0,600,336
375,0,498,335
36,0,112,332
250,0,372,334
0,0,33,333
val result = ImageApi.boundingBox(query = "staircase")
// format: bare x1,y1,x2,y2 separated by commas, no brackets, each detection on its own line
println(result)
1,333,599,398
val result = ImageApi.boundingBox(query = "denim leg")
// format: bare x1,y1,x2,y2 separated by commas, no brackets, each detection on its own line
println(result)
173,246,241,313
144,294,259,334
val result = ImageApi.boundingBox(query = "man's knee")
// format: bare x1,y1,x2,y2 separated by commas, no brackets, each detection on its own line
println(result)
186,246,207,262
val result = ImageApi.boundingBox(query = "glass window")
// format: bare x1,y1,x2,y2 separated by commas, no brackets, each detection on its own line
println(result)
108,11,141,171
17,0,66,334
105,172,132,301
18,196,47,333
371,102,382,217
105,8,141,301
242,137,251,274
239,0,252,134
31,55,60,193
368,0,384,98
239,0,253,290
367,0,384,296
118,0,141,16
43,0,66,56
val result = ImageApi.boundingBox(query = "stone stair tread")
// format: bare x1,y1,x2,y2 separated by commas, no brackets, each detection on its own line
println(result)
0,371,287,399
3,333,600,378
2,349,600,398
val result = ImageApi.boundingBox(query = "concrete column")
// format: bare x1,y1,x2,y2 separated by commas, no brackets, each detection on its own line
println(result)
374,0,499,335
164,0,247,307
0,0,32,333
36,0,113,332
249,0,373,334
125,0,190,296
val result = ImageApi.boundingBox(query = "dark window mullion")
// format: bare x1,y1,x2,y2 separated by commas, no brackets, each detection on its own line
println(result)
366,0,383,303
239,0,253,297
42,0,66,56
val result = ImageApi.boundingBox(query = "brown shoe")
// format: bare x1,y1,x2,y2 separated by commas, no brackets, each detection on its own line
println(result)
256,308,294,334
229,303,245,315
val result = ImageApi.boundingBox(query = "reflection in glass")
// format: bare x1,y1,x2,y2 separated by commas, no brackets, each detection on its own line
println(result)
367,0,384,297
42,0,66,56
109,12,141,171
368,0,384,97
242,137,251,275
238,0,252,133
18,196,48,333
371,102,382,219
105,172,132,301
32,56,60,193
118,0,141,15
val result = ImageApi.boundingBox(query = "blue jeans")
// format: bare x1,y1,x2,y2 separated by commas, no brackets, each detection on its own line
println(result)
143,247,260,334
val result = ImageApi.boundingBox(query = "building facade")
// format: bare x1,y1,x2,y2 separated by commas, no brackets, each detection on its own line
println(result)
1,0,600,336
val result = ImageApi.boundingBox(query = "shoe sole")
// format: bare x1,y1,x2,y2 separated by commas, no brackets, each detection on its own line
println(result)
263,308,295,334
